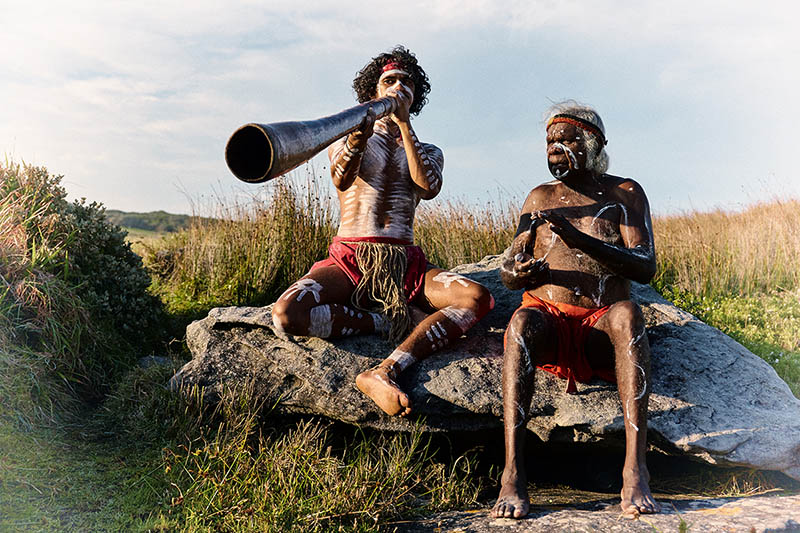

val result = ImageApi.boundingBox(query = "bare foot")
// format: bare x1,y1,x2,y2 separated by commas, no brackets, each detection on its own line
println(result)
491,480,529,519
620,468,660,518
355,365,412,416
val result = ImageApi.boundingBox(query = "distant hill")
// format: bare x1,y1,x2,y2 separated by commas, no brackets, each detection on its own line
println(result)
105,210,195,233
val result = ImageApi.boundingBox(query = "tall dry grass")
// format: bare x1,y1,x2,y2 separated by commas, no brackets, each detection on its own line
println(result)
416,198,517,268
150,170,800,307
653,199,800,298
146,177,337,313
146,174,515,315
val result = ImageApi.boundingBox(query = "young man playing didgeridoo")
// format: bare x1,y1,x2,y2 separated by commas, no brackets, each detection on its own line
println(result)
272,46,493,417
491,101,661,519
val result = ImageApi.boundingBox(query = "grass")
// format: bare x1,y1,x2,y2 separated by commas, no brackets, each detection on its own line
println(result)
3,160,800,531
652,200,800,397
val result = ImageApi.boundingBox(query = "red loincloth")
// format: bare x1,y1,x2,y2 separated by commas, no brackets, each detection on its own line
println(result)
505,292,616,394
310,236,428,303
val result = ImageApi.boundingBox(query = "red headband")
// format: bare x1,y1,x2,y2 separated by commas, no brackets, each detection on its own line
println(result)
382,61,404,72
547,114,608,146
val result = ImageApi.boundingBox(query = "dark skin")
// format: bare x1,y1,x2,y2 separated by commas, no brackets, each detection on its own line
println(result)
491,121,660,519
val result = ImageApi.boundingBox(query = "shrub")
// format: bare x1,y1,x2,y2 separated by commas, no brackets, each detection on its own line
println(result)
1,160,165,421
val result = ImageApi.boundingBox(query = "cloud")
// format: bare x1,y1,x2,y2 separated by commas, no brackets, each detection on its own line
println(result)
2,1,798,214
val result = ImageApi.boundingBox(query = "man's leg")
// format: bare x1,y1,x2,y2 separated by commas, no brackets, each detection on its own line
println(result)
491,307,554,519
589,300,660,517
356,268,493,416
272,266,389,338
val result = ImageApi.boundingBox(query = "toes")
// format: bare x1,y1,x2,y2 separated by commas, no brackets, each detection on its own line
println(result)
399,391,410,408
642,498,660,514
491,502,505,518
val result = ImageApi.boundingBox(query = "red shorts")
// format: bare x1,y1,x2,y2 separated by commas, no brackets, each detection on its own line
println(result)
505,292,616,393
310,236,428,303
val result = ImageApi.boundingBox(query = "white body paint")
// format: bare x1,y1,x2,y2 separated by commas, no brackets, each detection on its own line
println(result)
388,349,416,371
509,323,534,376
440,306,478,334
282,278,323,303
624,326,648,432
308,304,333,338
432,271,471,288
371,312,390,334
591,203,619,227
329,117,443,241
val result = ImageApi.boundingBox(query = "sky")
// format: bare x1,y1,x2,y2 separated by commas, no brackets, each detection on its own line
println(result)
2,1,798,216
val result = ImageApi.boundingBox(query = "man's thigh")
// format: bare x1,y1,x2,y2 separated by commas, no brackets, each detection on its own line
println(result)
279,265,356,312
585,304,628,364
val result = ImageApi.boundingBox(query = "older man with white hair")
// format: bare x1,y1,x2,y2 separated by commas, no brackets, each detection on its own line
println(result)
491,101,661,519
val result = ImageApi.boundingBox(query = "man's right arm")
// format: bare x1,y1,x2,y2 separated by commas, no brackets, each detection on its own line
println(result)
328,108,376,190
500,192,549,290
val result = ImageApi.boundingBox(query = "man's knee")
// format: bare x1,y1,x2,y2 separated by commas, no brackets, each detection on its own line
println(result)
452,281,494,317
606,300,647,345
607,300,643,327
272,299,306,336
507,308,550,348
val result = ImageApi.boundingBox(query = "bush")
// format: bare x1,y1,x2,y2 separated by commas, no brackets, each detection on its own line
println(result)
1,161,165,420
56,198,165,347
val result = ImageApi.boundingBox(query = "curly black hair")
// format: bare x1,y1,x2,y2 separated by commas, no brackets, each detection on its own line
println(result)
352,45,431,116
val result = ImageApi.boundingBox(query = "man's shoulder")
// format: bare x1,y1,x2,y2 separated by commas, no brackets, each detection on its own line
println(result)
420,142,443,155
602,174,648,202
519,180,560,212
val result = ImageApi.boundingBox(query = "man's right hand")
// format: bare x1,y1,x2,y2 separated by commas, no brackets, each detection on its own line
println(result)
512,252,549,283
501,230,549,289
348,106,376,148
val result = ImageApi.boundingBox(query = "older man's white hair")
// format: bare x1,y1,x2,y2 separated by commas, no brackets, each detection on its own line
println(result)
545,100,610,175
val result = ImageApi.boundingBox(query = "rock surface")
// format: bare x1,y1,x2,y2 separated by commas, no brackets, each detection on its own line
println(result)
398,493,800,532
172,254,800,480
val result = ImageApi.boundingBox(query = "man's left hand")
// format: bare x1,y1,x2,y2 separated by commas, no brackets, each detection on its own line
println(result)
538,210,586,249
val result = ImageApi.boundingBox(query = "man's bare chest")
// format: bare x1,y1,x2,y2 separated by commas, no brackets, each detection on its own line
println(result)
536,199,625,248
359,134,409,180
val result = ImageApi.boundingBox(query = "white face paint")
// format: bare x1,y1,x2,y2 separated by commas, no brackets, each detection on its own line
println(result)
308,304,333,337
551,142,579,170
282,278,323,303
433,271,471,289
440,306,478,334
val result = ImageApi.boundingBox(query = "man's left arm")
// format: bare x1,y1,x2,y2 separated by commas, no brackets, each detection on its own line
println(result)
540,180,656,283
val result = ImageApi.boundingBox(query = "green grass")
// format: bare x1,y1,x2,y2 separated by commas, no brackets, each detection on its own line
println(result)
0,422,170,532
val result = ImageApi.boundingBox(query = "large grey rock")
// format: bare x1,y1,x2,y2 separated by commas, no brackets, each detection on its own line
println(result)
172,255,800,481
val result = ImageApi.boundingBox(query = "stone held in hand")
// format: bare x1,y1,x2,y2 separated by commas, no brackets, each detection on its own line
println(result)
171,254,800,481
